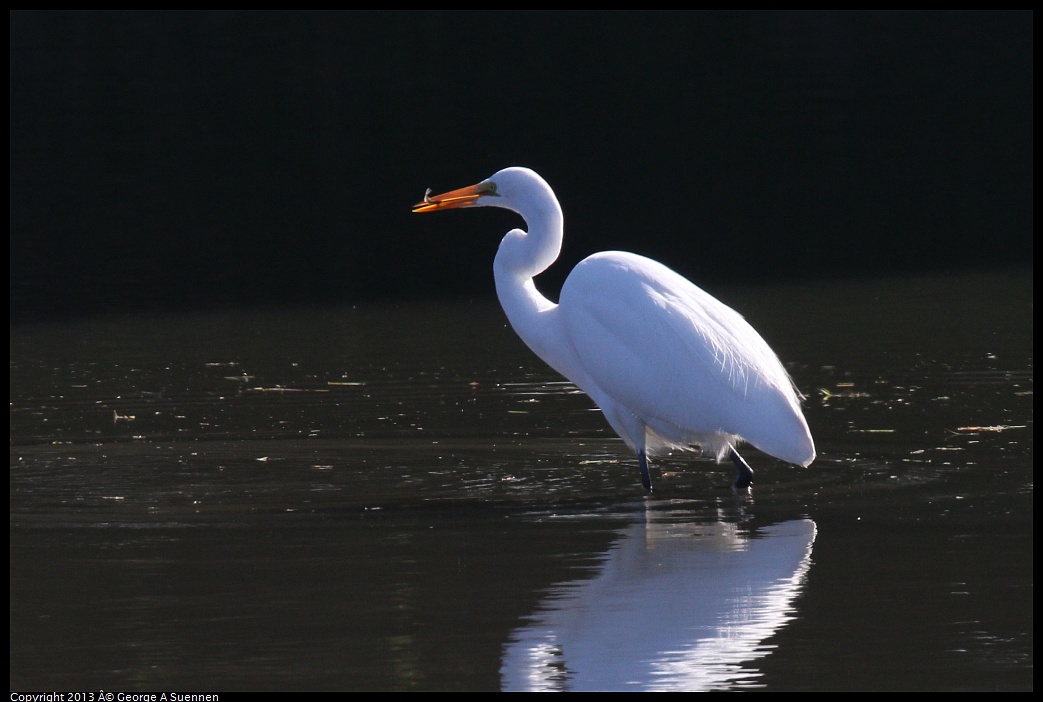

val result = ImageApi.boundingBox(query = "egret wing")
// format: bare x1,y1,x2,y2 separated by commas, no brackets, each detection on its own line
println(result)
559,252,813,464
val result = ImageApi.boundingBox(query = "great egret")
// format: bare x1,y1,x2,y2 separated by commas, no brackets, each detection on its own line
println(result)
413,167,814,492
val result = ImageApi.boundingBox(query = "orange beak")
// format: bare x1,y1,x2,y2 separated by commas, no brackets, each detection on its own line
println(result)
412,182,487,213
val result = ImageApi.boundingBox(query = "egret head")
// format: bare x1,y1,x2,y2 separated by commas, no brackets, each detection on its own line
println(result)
412,167,553,216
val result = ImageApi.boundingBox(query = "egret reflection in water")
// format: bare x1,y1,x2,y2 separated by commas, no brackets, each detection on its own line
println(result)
501,517,816,691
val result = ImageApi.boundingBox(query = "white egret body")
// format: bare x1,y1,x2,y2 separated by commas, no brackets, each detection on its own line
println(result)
413,167,814,491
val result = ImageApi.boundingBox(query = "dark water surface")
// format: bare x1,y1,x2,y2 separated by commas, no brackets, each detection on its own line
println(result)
10,271,1032,690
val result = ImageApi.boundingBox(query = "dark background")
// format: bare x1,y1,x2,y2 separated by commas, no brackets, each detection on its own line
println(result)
9,11,1033,322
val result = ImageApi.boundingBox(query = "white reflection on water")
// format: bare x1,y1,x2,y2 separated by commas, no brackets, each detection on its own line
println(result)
501,516,816,691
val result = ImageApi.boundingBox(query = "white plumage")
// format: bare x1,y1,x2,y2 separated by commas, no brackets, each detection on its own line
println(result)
414,167,814,491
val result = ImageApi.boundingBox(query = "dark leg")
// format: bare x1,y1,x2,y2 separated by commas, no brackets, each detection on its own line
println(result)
638,450,653,493
730,448,754,491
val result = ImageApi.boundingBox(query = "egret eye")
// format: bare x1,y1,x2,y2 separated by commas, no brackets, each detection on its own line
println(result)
478,182,499,196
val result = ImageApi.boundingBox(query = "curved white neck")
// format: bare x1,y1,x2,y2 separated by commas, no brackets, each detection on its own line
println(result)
492,197,569,376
